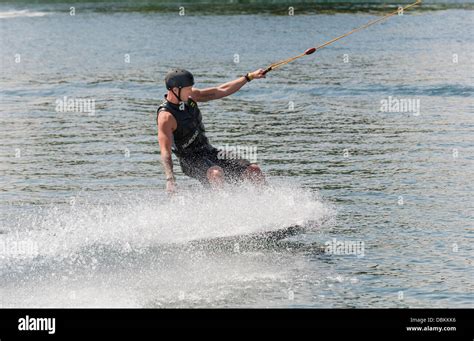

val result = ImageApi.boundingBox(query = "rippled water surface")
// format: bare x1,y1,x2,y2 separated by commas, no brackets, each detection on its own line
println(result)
0,2,473,307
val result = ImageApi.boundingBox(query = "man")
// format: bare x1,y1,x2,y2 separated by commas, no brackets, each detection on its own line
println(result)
157,68,267,193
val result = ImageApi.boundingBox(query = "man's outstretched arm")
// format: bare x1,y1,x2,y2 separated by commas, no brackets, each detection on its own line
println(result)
191,68,266,102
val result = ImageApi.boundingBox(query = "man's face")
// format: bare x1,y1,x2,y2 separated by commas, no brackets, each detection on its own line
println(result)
172,86,193,102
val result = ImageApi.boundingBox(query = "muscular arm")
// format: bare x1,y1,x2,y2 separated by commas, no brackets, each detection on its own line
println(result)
191,68,266,102
157,111,177,180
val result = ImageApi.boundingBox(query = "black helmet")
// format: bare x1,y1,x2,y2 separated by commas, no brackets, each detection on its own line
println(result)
165,69,194,90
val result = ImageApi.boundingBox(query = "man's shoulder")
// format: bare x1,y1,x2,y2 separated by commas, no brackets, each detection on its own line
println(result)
157,109,175,121
157,111,177,132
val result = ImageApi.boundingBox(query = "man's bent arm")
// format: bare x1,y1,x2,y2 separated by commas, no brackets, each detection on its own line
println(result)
158,112,176,180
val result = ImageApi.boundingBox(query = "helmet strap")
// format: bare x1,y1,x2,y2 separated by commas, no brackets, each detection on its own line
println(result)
171,87,183,104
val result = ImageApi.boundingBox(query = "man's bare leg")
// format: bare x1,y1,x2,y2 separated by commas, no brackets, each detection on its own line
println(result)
206,166,225,189
242,164,267,186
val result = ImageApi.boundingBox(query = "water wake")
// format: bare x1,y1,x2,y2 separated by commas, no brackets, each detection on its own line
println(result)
0,10,49,19
0,183,333,307
1,182,332,264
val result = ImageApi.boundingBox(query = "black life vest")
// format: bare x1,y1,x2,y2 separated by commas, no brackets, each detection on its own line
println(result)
157,96,211,157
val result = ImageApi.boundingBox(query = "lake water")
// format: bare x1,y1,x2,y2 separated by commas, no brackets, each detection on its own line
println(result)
0,1,473,307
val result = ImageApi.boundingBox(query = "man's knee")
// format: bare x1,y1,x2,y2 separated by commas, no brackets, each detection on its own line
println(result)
207,165,224,179
242,164,265,183
245,164,262,175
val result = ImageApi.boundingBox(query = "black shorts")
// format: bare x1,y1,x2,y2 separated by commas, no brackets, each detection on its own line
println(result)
178,147,252,186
